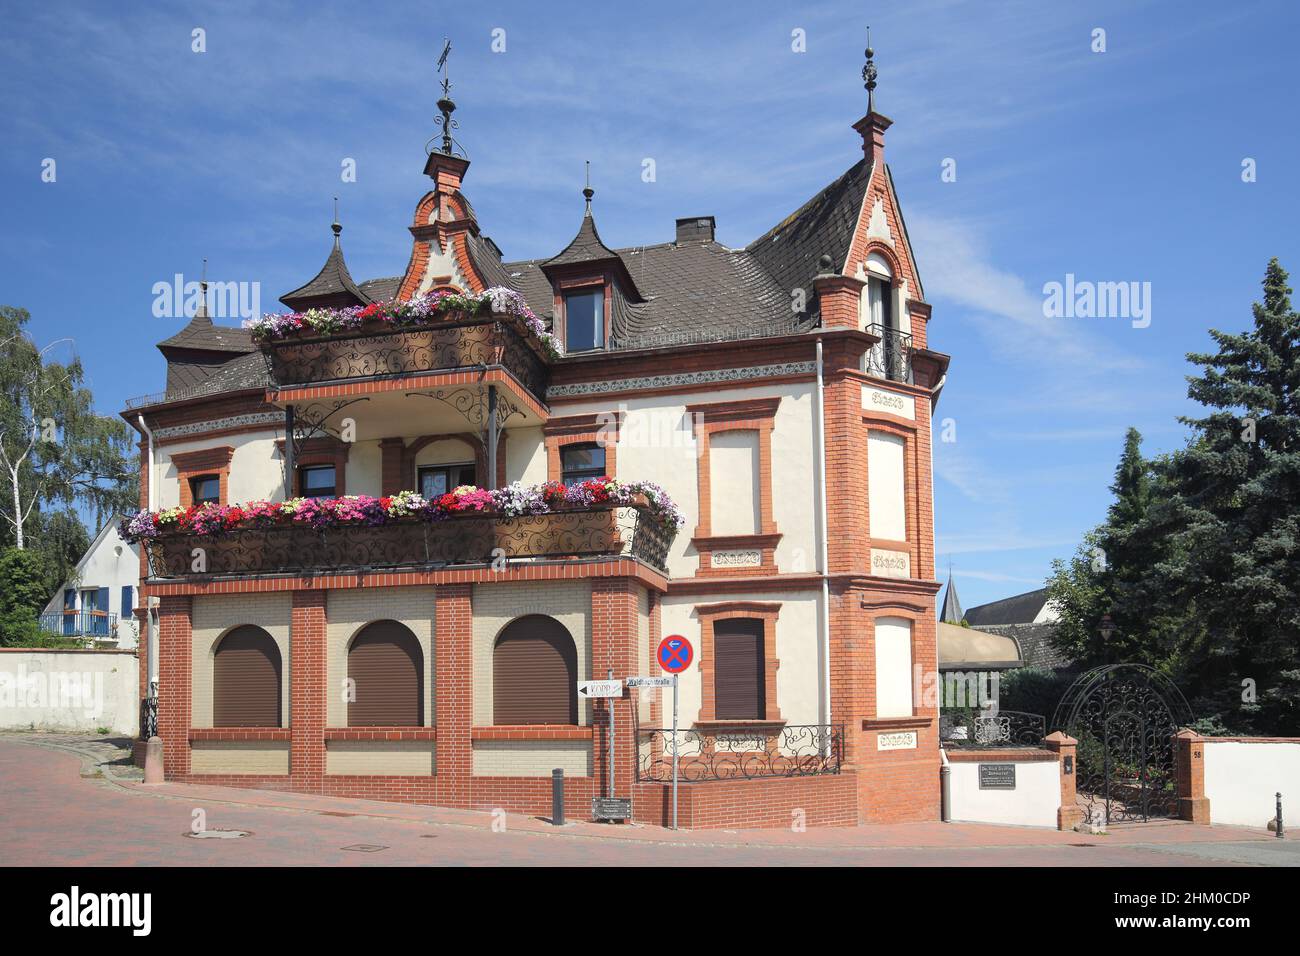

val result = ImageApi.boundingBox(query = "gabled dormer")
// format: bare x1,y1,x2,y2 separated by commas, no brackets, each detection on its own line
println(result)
541,183,644,352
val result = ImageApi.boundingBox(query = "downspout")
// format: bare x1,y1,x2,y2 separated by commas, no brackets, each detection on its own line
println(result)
137,415,158,696
930,373,948,820
814,339,832,731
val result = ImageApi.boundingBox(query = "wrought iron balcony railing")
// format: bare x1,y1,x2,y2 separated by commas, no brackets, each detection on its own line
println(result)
143,500,675,580
260,314,549,402
939,709,1046,748
864,322,913,384
636,724,843,782
38,611,119,638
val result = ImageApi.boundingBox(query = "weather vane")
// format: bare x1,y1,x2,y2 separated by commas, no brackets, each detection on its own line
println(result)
434,37,459,155
436,37,452,96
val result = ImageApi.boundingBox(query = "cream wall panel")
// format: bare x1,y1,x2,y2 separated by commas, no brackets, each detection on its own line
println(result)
191,741,290,775
157,430,284,509
553,382,817,579
326,740,434,775
413,437,479,472
1204,741,1300,828
506,426,546,485
709,430,760,535
867,431,907,541
472,739,592,777
472,581,591,727
345,439,382,496
874,616,913,719
948,759,1059,828
658,590,822,726
326,588,435,728
191,593,291,728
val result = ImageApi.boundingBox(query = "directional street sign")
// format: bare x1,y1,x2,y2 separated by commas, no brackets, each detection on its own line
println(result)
657,635,694,674
626,675,674,689
576,679,623,699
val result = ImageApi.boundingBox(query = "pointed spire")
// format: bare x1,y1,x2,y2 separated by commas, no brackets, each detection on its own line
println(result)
583,160,594,216
279,206,369,311
195,257,209,319
331,196,342,248
940,564,966,625
853,28,892,163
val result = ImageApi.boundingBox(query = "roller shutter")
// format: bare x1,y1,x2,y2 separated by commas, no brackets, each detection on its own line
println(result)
714,619,764,720
213,626,282,727
348,620,423,727
493,615,578,725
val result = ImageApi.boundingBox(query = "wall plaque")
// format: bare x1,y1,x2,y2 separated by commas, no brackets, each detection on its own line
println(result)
862,385,915,420
711,549,762,568
870,548,911,579
978,763,1017,790
877,731,917,751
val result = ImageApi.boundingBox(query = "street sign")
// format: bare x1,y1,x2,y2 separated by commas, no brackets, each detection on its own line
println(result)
626,675,674,688
657,635,694,674
592,796,631,821
577,679,623,699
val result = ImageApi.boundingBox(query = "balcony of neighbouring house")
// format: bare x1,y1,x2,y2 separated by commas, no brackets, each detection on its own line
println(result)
38,610,119,639
126,483,682,581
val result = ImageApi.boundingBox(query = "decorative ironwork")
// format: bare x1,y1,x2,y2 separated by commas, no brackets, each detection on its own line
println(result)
289,399,369,454
38,611,118,638
864,323,912,383
635,724,843,783
143,500,675,579
408,386,526,434
940,709,1045,748
140,696,158,739
1052,664,1194,823
262,316,547,403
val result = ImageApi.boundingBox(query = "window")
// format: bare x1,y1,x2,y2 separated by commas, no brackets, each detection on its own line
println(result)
866,276,893,331
563,288,604,351
299,464,336,498
348,621,424,726
560,443,606,486
713,618,765,720
493,615,578,725
418,462,477,498
190,474,220,505
213,626,282,727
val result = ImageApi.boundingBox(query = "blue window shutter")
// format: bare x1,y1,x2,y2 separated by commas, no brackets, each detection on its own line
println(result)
64,589,76,610
96,587,110,612
121,586,134,617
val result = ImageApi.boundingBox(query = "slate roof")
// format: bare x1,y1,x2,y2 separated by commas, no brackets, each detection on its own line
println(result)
544,209,621,269
357,276,403,302
940,572,965,624
964,588,1052,627
280,240,369,310
975,623,1073,671
155,313,255,354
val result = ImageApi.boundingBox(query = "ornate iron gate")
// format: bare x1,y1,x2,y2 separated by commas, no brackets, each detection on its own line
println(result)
1051,665,1193,823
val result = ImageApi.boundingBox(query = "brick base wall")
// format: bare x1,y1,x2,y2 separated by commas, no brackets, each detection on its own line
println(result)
633,772,859,829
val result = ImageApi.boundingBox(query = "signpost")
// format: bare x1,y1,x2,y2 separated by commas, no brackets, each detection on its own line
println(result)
656,635,694,830
577,680,623,698
580,675,627,821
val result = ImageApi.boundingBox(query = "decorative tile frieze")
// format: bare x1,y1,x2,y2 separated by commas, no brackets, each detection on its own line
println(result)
155,412,283,441
547,361,815,398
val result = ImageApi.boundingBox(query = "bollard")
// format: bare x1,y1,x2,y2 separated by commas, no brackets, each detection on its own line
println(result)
143,735,165,785
551,768,565,826
1276,792,1284,839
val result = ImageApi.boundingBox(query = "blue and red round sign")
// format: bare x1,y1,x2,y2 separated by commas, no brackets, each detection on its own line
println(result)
657,634,694,674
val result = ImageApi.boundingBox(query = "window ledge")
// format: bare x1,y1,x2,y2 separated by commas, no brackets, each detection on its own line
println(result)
189,728,290,742
323,727,436,741
692,719,786,731
472,725,593,741
861,716,932,731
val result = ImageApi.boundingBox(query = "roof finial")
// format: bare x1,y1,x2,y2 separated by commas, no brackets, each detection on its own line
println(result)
332,196,342,247
435,37,458,155
196,257,209,319
582,160,594,215
862,27,878,114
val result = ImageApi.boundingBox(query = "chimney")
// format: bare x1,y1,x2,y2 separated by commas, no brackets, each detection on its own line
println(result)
675,216,716,244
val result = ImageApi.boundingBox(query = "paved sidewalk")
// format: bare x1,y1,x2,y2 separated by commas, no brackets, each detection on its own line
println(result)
1,734,1294,866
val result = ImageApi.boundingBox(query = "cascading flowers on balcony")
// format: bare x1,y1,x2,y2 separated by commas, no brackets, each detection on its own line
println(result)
243,286,563,359
118,478,684,544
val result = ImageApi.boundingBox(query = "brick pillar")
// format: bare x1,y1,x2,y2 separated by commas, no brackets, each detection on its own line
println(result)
813,274,866,330
1045,731,1084,831
290,590,327,785
380,438,405,495
1174,728,1210,824
434,583,473,808
591,578,641,812
156,595,192,777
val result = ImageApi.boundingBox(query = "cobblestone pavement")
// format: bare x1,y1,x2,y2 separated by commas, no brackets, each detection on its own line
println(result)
1,735,1294,867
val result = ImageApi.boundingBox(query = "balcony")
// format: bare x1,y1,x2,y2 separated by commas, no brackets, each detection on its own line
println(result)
141,498,676,580
864,323,912,384
38,611,119,639
260,312,550,407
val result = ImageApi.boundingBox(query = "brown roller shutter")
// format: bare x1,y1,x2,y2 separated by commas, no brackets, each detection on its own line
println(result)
714,619,764,720
348,621,424,726
213,626,282,727
493,615,578,725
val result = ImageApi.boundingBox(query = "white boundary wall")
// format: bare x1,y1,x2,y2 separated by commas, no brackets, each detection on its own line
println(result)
947,754,1061,828
0,650,139,735
1203,739,1300,828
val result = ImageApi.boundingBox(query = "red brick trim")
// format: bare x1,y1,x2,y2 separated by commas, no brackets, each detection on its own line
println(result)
944,748,1056,763
323,727,437,741
695,601,781,723
544,411,622,482
405,432,503,489
172,445,235,507
189,728,291,742
471,725,594,741
275,436,349,497
687,397,780,576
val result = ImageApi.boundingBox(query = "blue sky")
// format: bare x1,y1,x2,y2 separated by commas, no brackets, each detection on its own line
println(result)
2,0,1297,609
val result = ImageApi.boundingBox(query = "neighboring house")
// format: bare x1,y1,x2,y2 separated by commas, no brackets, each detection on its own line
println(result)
39,516,140,648
122,49,953,828
964,588,1072,671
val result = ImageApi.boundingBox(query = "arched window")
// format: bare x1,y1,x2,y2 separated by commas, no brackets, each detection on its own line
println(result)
213,626,282,727
348,621,424,726
493,615,578,725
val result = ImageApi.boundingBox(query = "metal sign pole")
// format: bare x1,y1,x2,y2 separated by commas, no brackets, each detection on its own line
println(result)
672,672,679,831
607,667,615,801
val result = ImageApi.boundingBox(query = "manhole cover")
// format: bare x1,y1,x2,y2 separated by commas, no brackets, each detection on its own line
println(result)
340,844,388,852
185,829,250,839
319,811,356,817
